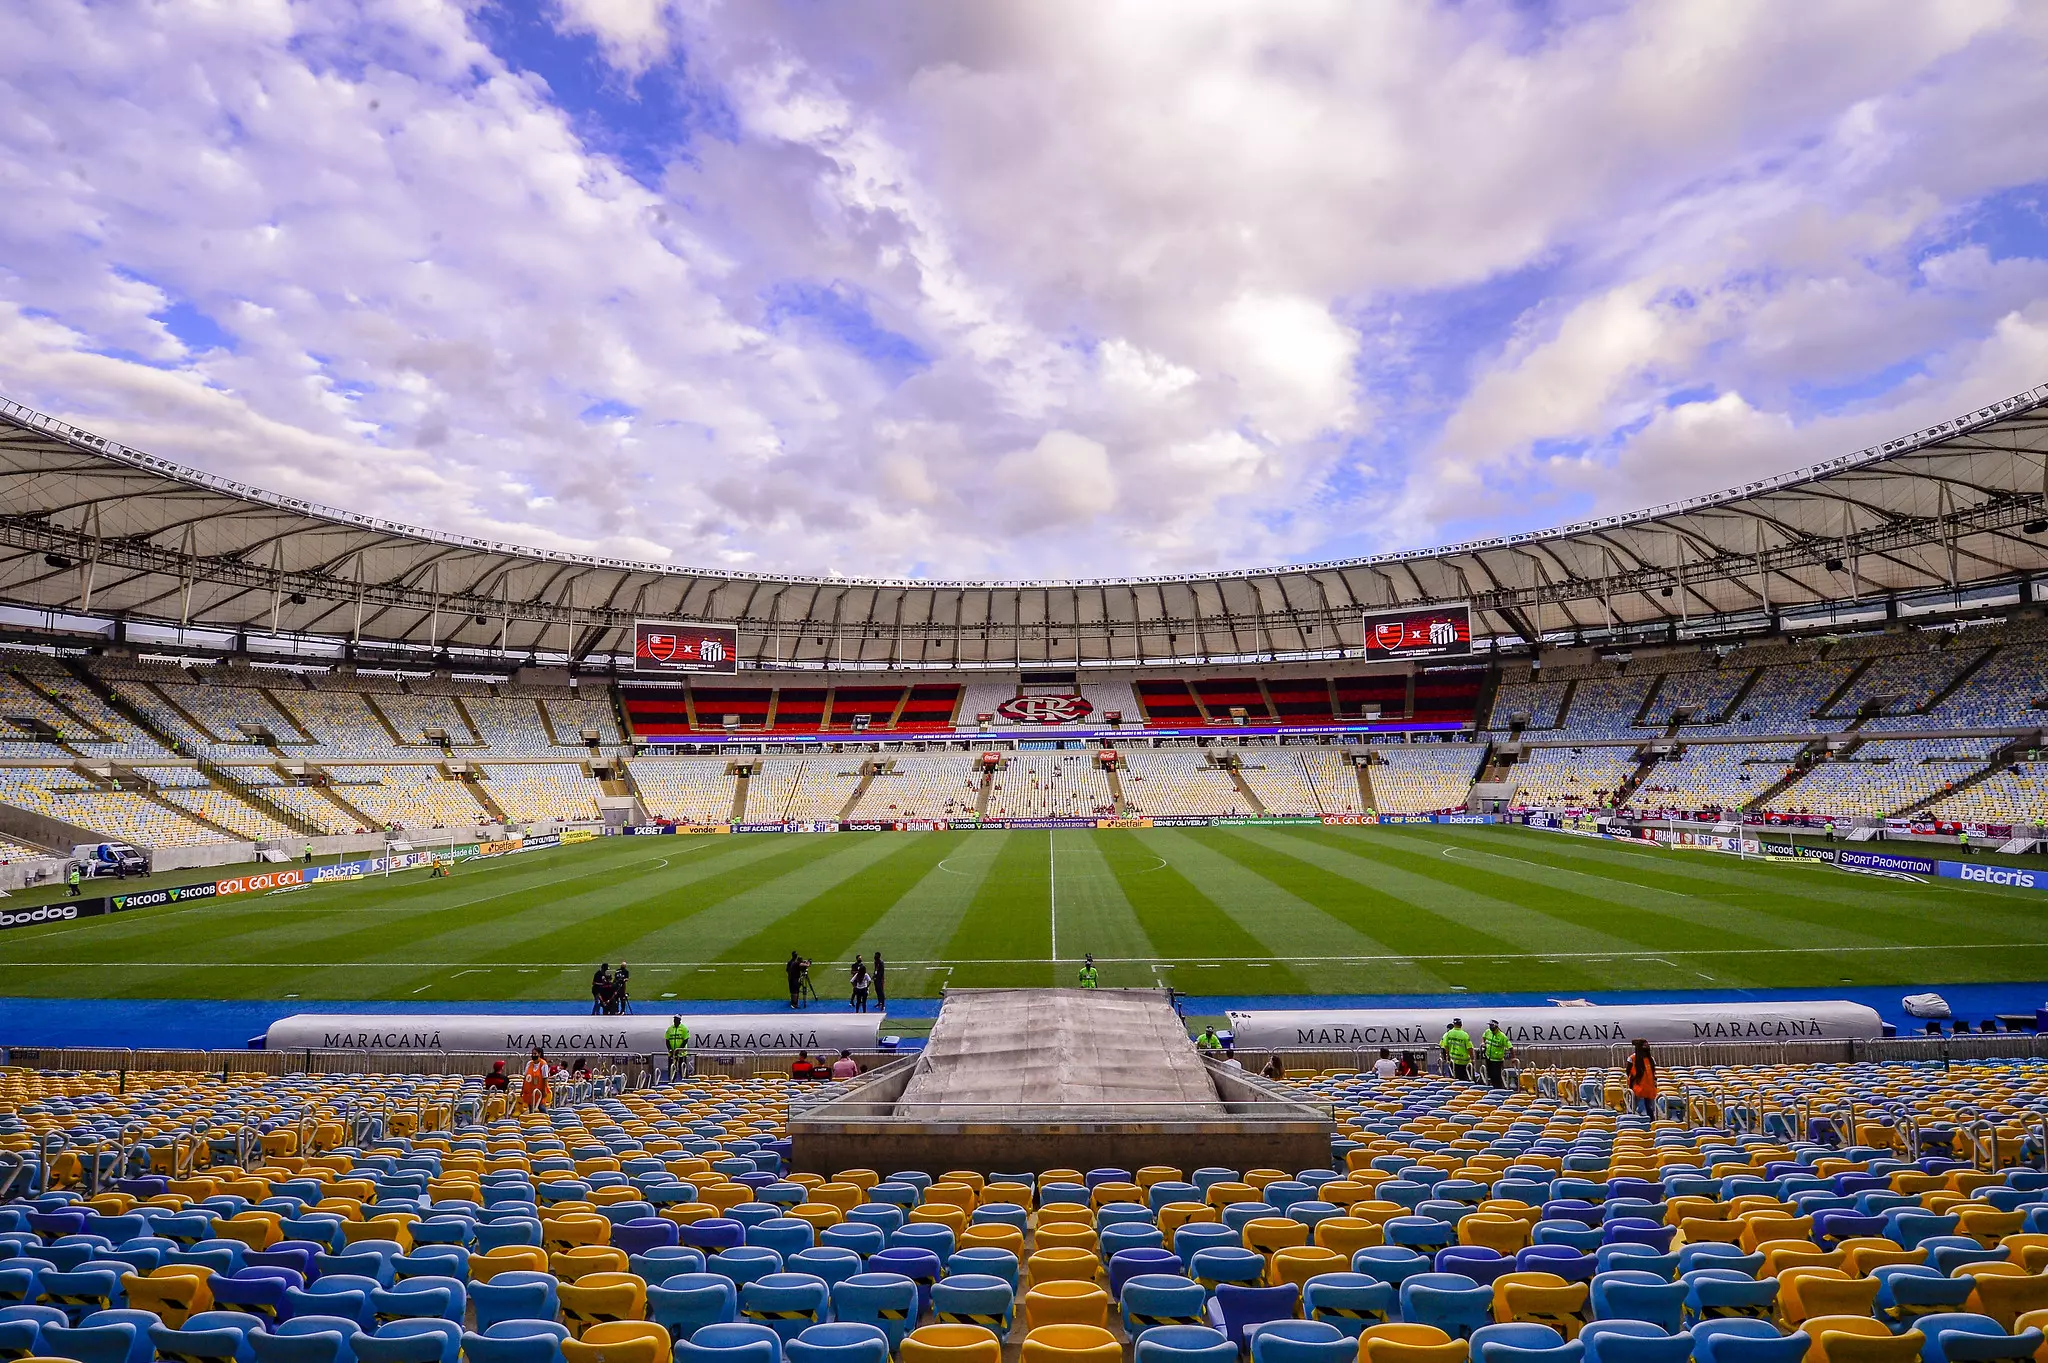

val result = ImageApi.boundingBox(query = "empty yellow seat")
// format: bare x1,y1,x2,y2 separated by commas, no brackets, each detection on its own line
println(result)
1242,1217,1310,1259
1022,1280,1111,1331
901,1324,1003,1363
1494,1272,1589,1337
1026,1248,1102,1287
1020,1324,1122,1363
561,1320,669,1363
122,1267,213,1329
559,1271,648,1337
1270,1246,1347,1291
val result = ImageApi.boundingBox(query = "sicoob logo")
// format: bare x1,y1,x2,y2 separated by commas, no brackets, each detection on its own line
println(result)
995,694,1094,725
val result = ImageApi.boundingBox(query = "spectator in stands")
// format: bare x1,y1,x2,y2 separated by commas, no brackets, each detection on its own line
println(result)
1373,1048,1398,1079
830,1050,859,1079
849,956,870,1013
591,963,612,1015
1261,1054,1285,1080
1625,1038,1658,1116
787,951,804,1009
872,951,886,1007
1396,1051,1420,1077
790,1049,817,1080
483,1060,508,1091
521,1047,550,1112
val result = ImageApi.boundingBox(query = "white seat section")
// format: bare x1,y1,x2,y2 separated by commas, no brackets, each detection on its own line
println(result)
463,697,557,754
0,768,227,845
987,752,1113,819
1626,742,1803,811
1370,744,1483,814
1486,675,1570,730
543,696,623,748
479,763,603,822
1298,747,1363,815
1765,737,2004,818
270,690,408,759
631,757,738,823
1231,750,1321,815
6,658,170,760
373,692,481,746
1510,746,1639,808
1930,760,2048,827
779,756,865,821
323,766,485,829
1115,749,1245,818
259,783,366,833
1644,665,1750,728
868,755,980,821
1553,676,1658,739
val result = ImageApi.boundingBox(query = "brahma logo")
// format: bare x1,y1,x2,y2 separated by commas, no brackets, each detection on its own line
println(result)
0,903,78,928
995,693,1093,725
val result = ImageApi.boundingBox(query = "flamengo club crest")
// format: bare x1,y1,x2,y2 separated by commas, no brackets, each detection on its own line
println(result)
646,633,725,665
996,693,1094,725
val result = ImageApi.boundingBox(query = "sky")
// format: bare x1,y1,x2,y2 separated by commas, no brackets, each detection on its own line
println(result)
3,1,2048,583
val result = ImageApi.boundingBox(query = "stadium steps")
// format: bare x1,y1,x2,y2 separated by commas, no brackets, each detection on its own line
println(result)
1103,758,1133,815
1813,655,1877,721
65,659,188,753
975,762,995,819
1217,754,1268,815
1609,747,1662,808
730,762,754,823
460,769,510,823
1918,642,1999,715
138,783,243,841
1356,754,1379,812
1742,737,1832,811
360,693,415,747
1628,670,1668,728
1699,663,1764,725
838,759,881,820
13,669,117,745
313,781,383,832
202,760,323,836
1887,737,2029,818
1553,677,1581,727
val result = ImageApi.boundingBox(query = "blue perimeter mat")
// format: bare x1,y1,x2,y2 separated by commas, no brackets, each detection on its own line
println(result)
3,982,2046,1051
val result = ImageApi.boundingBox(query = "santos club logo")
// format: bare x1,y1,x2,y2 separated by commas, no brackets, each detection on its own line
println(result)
996,693,1094,724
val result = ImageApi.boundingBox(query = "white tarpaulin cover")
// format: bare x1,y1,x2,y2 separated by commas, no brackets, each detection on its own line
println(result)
1228,999,1884,1050
901,988,1220,1109
264,1012,882,1054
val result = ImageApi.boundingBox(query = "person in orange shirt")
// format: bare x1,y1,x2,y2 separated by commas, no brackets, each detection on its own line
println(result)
1625,1038,1658,1117
521,1046,552,1112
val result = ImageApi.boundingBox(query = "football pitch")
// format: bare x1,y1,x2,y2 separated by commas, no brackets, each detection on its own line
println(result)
7,824,2048,1006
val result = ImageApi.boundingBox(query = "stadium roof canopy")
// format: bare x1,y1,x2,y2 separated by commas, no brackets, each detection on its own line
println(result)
3,387,2047,671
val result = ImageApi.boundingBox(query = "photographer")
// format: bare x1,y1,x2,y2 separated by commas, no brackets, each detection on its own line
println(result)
786,951,806,1010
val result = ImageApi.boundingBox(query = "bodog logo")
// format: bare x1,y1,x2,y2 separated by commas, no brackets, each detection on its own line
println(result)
0,903,78,929
995,693,1093,725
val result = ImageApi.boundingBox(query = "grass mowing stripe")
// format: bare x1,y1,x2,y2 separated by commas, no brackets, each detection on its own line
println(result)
715,833,963,970
1047,833,1161,969
942,833,1053,988
1097,829,1309,993
1288,826,1798,956
857,833,1006,998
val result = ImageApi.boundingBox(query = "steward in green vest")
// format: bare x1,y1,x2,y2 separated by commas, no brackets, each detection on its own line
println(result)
1480,1022,1513,1088
67,865,82,897
663,1017,691,1082
1196,1026,1223,1051
1440,1018,1473,1080
1078,954,1099,989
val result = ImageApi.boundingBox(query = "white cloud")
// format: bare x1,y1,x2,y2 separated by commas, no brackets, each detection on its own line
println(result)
0,0,2044,583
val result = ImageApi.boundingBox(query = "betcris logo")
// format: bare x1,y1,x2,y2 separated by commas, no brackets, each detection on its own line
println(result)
1941,861,2043,891
0,902,79,929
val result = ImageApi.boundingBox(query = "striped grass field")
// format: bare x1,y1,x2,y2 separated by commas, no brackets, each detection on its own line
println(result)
5,825,2046,1003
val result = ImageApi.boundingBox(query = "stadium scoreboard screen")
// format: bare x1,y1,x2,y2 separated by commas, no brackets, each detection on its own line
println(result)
1362,603,1472,660
633,620,739,674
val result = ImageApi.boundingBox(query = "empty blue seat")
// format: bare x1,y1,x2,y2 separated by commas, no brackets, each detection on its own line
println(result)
1247,1318,1354,1363
710,1247,787,1293
1122,1275,1209,1340
819,1225,886,1260
458,1321,569,1363
370,1274,465,1326
1592,1273,1688,1333
1875,1265,1977,1325
649,1274,740,1342
1473,1323,1575,1363
950,1248,1022,1293
1134,1324,1237,1363
866,1249,939,1315
1438,1247,1514,1286
686,1220,750,1254
931,1274,1013,1334
750,1220,817,1260
148,1310,266,1363
1690,1320,1808,1363
1683,1270,1777,1322
352,1320,461,1363
1301,1273,1394,1338
1189,1246,1266,1290
740,1273,829,1346
1349,1247,1434,1288
1175,1224,1239,1272
1208,1284,1301,1355
677,1321,784,1363
1401,1273,1493,1339
830,1274,917,1354
788,1248,862,1292
1580,1322,1694,1363
785,1322,888,1363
